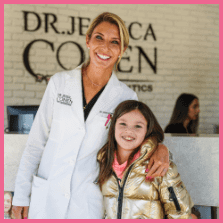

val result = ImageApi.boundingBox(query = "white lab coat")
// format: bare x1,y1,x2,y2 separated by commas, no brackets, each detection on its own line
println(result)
12,65,138,219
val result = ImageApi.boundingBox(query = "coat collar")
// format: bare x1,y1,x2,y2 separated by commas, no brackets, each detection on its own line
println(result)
65,65,84,125
86,69,123,124
65,65,123,126
97,138,157,163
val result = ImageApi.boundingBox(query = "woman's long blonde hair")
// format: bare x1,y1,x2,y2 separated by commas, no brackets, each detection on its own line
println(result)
84,12,129,70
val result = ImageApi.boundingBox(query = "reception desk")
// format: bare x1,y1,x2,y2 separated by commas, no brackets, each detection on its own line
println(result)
4,133,219,208
163,134,219,207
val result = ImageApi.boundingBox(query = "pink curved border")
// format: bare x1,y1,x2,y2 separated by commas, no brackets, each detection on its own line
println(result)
2,1,221,222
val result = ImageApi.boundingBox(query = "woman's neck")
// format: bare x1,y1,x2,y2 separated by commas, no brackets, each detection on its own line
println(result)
183,118,190,131
84,63,113,86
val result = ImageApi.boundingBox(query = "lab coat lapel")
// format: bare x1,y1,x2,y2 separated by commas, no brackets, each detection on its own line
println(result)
86,71,122,123
66,66,84,125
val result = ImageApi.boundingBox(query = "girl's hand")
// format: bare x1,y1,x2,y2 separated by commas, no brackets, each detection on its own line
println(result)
145,143,169,180
11,206,29,219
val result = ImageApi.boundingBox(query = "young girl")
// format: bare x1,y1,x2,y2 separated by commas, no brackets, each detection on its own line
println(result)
97,100,194,219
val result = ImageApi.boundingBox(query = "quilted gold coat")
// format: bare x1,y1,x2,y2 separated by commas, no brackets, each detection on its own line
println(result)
99,139,194,219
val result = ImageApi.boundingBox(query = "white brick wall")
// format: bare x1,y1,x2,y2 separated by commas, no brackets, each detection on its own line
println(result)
4,4,219,134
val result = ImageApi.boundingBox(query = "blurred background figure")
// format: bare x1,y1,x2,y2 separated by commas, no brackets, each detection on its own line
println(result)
4,191,13,219
164,93,203,219
165,93,200,134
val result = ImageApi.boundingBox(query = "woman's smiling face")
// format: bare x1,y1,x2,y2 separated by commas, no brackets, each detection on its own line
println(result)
86,21,121,70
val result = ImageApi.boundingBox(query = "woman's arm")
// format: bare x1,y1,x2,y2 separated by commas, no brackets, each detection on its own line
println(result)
11,206,29,219
140,138,169,180
12,75,58,218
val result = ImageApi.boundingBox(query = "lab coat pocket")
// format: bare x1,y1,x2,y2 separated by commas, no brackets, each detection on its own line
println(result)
29,175,49,219
98,116,110,128
95,116,110,145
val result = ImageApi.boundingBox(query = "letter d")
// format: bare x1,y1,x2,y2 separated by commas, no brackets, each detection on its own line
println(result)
23,11,41,32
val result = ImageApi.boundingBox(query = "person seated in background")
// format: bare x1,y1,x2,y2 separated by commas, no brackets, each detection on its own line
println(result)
165,93,200,135
164,93,201,218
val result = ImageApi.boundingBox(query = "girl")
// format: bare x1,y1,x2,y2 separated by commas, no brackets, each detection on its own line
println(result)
165,93,200,134
97,100,194,219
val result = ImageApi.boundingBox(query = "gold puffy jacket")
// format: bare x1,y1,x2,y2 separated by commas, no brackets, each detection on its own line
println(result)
99,139,194,219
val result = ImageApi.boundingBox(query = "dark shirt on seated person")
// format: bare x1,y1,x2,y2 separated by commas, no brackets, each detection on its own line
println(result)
164,123,192,134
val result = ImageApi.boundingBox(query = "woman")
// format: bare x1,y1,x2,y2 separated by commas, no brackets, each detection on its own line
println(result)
12,12,169,219
165,93,200,134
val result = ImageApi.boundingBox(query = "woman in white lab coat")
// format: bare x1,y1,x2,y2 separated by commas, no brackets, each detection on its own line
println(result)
12,12,169,219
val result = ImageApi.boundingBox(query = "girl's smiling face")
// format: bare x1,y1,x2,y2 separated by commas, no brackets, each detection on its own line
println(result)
115,109,148,153
4,193,12,213
86,21,121,70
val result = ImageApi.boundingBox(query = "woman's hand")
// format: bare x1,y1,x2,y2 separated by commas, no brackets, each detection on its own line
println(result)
11,206,29,219
191,213,198,219
145,143,169,180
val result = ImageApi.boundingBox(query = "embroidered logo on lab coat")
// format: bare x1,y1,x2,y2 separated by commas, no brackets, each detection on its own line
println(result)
57,93,73,106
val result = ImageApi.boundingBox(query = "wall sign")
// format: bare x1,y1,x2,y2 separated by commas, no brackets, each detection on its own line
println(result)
22,11,157,91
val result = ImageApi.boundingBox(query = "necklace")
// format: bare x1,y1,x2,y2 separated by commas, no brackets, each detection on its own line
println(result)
85,71,104,87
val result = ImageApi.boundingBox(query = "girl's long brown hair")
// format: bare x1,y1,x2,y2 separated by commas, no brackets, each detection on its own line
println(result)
97,100,164,189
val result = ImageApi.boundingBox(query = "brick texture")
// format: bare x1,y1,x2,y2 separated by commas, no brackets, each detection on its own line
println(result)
4,4,219,134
